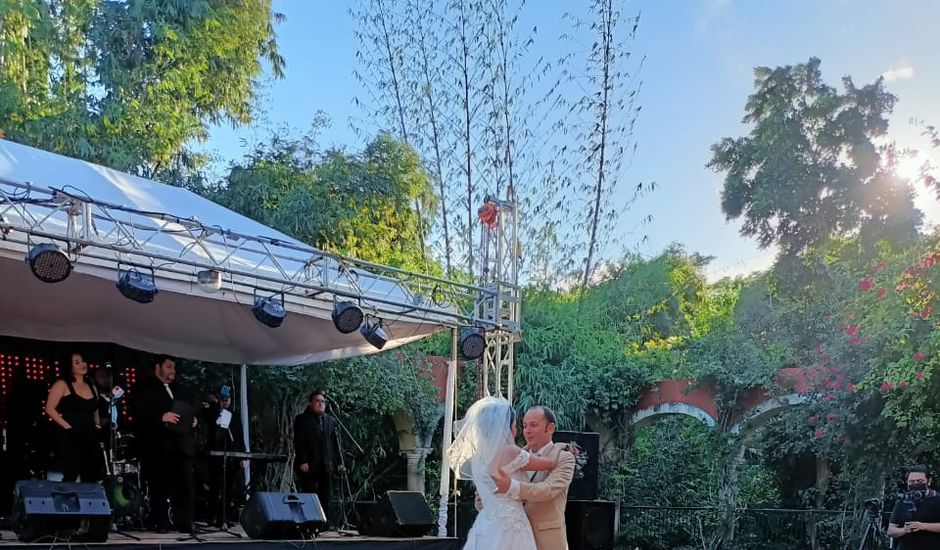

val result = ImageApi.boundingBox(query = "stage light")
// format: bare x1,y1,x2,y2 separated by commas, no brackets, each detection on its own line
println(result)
117,269,157,303
332,301,364,334
360,317,388,349
459,328,486,360
26,243,72,283
196,269,222,293
252,294,286,328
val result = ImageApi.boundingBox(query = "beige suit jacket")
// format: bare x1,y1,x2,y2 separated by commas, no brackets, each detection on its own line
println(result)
518,442,575,550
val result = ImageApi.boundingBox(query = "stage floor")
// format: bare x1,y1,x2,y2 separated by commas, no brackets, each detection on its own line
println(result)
0,527,460,550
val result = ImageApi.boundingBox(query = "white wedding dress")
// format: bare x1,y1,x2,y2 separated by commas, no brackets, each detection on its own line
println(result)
463,450,537,550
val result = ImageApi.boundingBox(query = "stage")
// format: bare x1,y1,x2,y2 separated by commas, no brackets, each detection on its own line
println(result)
0,527,460,550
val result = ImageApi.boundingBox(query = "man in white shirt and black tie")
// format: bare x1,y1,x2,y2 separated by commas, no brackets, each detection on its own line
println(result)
130,354,197,533
492,406,575,550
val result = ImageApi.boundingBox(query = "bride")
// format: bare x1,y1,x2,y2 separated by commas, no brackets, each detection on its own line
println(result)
448,396,556,550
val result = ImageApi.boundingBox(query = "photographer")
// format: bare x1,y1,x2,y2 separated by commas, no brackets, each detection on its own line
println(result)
888,465,940,549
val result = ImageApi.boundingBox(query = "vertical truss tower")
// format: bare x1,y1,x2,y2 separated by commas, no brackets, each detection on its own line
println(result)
477,188,522,402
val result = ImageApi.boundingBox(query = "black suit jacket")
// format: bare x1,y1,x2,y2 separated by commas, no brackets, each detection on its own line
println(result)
130,376,196,458
293,409,343,474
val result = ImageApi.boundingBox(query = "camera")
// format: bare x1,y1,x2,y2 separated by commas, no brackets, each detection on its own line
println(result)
864,497,882,511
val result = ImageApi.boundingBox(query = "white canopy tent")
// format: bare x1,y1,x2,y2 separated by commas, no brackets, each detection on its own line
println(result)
0,139,485,536
0,139,489,364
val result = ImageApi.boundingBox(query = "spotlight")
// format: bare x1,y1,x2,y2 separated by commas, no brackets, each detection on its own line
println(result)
196,269,222,293
360,318,388,349
252,294,286,328
26,243,72,283
459,328,486,360
117,269,157,303
332,301,364,334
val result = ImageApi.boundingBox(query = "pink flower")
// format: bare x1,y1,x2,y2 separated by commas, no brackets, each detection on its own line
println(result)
808,416,818,426
900,380,911,389
813,346,822,355
877,287,887,299
846,383,856,393
881,382,894,391
916,371,926,381
858,278,874,292
814,430,825,439
831,382,842,391
826,412,838,421
914,352,927,362
922,307,934,320
847,325,860,337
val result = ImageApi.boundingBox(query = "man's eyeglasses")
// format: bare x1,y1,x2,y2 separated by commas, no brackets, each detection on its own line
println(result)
312,398,326,404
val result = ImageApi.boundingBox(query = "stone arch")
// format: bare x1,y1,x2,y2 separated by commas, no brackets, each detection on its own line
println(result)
730,393,808,437
630,402,718,429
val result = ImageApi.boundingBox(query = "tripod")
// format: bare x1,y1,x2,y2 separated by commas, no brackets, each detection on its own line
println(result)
858,499,890,550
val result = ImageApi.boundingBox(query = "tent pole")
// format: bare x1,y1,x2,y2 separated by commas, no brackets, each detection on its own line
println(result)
240,363,251,487
437,328,459,537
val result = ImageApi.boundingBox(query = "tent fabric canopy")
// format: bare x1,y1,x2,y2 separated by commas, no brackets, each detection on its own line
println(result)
0,139,456,365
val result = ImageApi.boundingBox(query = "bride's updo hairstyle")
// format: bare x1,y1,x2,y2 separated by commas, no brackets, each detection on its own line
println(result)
447,396,515,476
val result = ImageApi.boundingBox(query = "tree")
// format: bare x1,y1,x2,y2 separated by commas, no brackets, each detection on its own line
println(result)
709,57,921,258
0,0,284,175
209,129,438,273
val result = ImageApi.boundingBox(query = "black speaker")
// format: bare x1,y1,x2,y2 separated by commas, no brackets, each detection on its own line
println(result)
565,500,616,550
360,491,435,537
11,480,111,542
240,492,327,539
553,431,600,500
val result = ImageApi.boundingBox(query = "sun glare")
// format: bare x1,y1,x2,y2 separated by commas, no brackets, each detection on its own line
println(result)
895,152,925,183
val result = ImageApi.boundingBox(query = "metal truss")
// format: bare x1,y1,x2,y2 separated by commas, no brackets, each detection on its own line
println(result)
477,189,522,402
0,180,501,330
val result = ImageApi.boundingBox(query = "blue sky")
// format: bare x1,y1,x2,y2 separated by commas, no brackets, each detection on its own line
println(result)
202,0,940,280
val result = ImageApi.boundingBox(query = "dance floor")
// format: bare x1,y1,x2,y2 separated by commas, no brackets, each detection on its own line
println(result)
0,527,460,550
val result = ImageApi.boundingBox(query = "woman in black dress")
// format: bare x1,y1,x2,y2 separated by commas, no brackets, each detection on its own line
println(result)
44,352,102,482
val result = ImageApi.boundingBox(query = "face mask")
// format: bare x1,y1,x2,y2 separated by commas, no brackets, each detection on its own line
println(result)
909,481,928,492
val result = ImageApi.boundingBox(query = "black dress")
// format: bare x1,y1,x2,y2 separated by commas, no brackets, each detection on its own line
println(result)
55,379,101,482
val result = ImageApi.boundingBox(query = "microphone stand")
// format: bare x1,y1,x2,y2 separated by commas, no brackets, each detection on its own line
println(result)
327,399,363,535
104,362,140,541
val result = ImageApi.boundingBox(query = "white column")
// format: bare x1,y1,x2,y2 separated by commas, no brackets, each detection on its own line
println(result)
240,364,251,487
437,328,459,537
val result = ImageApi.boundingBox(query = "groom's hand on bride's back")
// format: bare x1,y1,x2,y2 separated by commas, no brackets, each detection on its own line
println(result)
492,468,511,493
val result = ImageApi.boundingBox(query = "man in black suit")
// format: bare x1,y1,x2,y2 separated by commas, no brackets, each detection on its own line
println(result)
293,390,345,522
130,355,197,533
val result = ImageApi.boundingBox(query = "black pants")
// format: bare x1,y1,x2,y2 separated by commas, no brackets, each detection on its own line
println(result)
57,428,102,483
142,453,194,532
297,468,333,523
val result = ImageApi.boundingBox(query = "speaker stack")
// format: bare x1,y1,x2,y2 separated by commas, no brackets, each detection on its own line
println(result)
10,480,112,542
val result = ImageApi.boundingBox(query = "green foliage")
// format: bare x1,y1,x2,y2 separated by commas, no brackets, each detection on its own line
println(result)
207,129,440,273
0,0,283,174
709,57,921,257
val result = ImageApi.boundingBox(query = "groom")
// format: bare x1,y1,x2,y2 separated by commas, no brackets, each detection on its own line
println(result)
493,405,575,550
